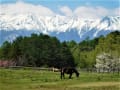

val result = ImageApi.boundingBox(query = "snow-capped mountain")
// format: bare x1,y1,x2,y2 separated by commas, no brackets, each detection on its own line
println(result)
0,13,120,45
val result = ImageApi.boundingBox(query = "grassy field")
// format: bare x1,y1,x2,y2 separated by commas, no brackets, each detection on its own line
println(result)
0,68,120,90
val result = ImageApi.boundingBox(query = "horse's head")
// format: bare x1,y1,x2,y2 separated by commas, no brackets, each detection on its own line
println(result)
74,69,79,77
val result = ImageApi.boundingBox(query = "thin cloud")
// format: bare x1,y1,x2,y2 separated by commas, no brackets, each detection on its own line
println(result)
114,7,120,16
59,6,73,16
74,6,109,19
0,1,119,19
59,6,119,19
0,1,55,16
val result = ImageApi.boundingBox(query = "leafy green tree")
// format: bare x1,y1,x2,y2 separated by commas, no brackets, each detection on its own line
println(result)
0,41,11,59
58,42,75,68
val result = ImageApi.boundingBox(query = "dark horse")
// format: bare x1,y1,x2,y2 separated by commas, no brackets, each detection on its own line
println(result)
60,67,79,79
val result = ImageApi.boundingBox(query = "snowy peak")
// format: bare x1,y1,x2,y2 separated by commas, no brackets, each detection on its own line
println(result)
0,14,119,33
100,16,120,26
95,16,120,31
0,14,120,45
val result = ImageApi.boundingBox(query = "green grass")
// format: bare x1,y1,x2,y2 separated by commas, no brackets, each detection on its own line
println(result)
0,68,120,90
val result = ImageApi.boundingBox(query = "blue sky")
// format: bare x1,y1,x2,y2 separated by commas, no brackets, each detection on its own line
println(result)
1,0,119,9
0,0,120,19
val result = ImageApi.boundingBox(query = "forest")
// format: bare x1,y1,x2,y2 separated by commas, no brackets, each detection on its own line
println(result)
0,31,120,69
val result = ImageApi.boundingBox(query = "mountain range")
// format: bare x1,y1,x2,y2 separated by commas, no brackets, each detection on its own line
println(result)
0,13,120,45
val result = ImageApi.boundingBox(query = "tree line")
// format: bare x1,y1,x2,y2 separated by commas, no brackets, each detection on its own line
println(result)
67,31,120,70
0,34,75,68
0,31,120,70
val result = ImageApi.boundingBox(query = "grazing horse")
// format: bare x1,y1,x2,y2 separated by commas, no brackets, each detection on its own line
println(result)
60,67,79,79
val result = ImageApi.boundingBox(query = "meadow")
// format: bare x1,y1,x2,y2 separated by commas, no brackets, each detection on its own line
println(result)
0,68,120,90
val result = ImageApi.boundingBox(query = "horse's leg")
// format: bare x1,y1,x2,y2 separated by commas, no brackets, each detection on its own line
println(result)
61,72,63,79
63,72,65,79
69,73,72,79
61,71,65,79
